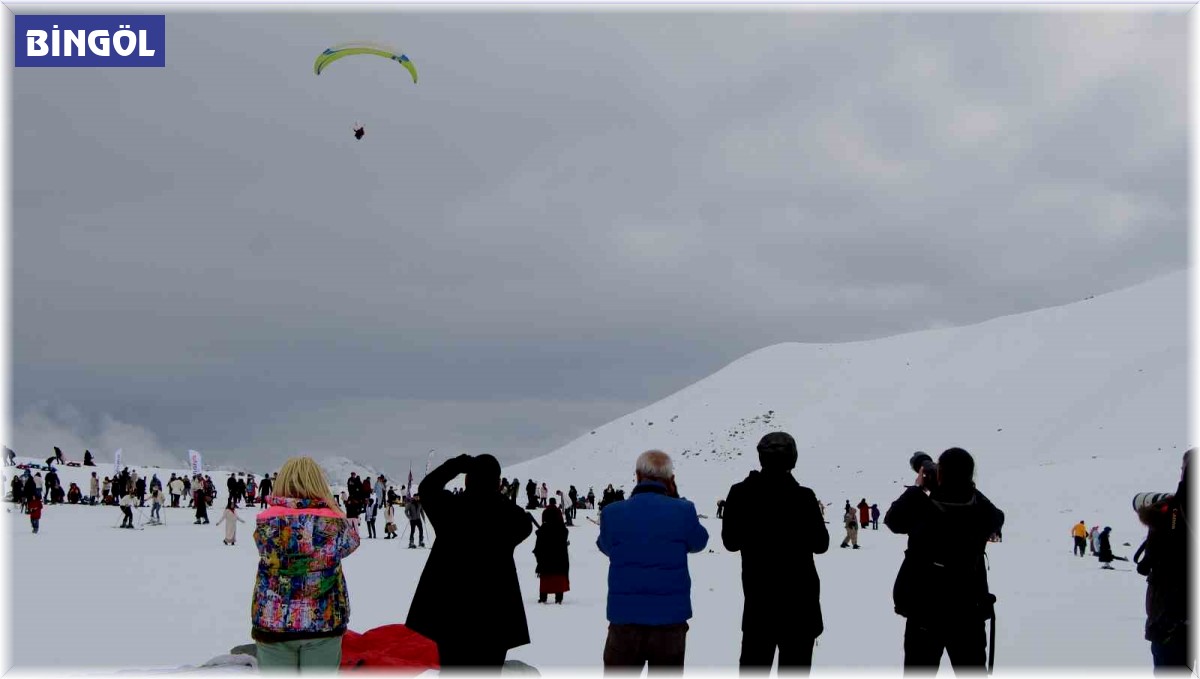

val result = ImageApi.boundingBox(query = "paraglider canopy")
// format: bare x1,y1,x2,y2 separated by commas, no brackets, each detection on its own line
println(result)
314,43,418,83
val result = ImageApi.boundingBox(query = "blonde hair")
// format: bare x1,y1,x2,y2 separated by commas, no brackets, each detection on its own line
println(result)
273,456,342,515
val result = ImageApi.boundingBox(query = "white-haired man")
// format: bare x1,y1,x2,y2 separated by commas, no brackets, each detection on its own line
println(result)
597,450,709,672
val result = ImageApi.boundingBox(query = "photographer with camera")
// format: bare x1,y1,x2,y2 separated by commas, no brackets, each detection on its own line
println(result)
405,454,533,671
1133,448,1191,674
597,450,708,672
884,448,1004,674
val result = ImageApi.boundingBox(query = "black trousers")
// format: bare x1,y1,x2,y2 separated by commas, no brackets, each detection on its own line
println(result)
1073,537,1087,557
603,623,688,674
739,629,815,675
1152,632,1193,675
366,519,376,538
903,618,986,674
436,643,507,672
120,506,134,527
408,520,424,543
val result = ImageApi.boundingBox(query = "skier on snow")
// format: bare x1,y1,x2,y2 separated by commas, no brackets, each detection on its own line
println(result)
405,494,425,548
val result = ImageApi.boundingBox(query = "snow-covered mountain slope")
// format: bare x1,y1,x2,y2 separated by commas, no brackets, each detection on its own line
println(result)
5,271,1188,674
504,270,1188,510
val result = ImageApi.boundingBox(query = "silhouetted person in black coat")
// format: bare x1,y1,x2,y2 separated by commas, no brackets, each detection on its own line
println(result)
83,450,94,466
44,469,60,504
406,454,533,671
525,478,539,510
534,500,570,604
1135,448,1191,674
723,432,829,674
885,447,1004,674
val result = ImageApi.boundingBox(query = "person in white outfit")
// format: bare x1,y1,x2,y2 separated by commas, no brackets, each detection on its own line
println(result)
216,498,246,545
169,476,185,508
119,492,136,528
384,502,398,539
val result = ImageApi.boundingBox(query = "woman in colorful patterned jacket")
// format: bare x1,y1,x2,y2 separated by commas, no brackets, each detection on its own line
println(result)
251,456,361,670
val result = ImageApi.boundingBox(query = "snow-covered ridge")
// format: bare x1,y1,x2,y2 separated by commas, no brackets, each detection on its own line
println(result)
505,270,1188,507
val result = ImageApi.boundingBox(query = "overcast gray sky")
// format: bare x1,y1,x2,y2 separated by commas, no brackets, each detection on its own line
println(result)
10,7,1188,474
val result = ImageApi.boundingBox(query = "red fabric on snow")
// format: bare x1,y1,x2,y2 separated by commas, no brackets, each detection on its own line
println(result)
340,624,439,672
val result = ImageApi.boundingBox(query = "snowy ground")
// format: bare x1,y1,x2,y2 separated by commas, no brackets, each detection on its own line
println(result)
3,451,1177,676
3,273,1186,676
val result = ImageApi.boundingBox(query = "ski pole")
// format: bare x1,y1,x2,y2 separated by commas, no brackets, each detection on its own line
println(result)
988,611,996,675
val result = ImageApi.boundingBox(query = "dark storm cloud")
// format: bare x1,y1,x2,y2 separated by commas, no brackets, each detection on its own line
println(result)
10,8,1187,471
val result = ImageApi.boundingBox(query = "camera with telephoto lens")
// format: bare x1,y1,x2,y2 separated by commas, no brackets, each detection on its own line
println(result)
910,451,938,492
1132,492,1173,512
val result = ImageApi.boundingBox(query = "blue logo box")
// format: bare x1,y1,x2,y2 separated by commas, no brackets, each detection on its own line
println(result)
15,15,165,67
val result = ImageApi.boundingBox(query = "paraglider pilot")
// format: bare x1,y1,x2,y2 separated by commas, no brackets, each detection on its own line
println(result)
353,123,365,140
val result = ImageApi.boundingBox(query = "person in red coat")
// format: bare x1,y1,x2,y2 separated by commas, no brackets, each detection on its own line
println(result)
27,495,42,534
857,499,870,530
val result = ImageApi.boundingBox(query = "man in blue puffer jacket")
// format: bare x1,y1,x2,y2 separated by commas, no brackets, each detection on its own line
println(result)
597,450,709,671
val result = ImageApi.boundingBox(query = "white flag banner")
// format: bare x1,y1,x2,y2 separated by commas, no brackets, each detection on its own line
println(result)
113,448,123,475
188,450,202,477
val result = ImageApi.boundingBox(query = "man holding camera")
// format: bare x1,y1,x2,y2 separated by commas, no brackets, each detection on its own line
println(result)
722,432,829,673
406,454,533,671
597,450,709,672
1134,449,1191,674
885,448,1004,673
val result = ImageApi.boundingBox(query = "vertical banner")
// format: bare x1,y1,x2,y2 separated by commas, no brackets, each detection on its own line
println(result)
113,448,123,475
188,450,202,477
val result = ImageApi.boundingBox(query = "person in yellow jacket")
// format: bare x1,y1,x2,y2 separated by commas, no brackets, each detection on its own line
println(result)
1072,520,1089,557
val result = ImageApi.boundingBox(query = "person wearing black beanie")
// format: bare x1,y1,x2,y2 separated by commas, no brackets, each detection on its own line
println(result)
722,432,829,674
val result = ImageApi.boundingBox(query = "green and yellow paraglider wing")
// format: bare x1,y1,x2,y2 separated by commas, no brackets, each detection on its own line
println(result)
313,43,418,83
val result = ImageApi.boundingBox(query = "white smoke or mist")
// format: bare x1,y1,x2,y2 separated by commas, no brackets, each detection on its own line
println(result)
11,403,180,469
